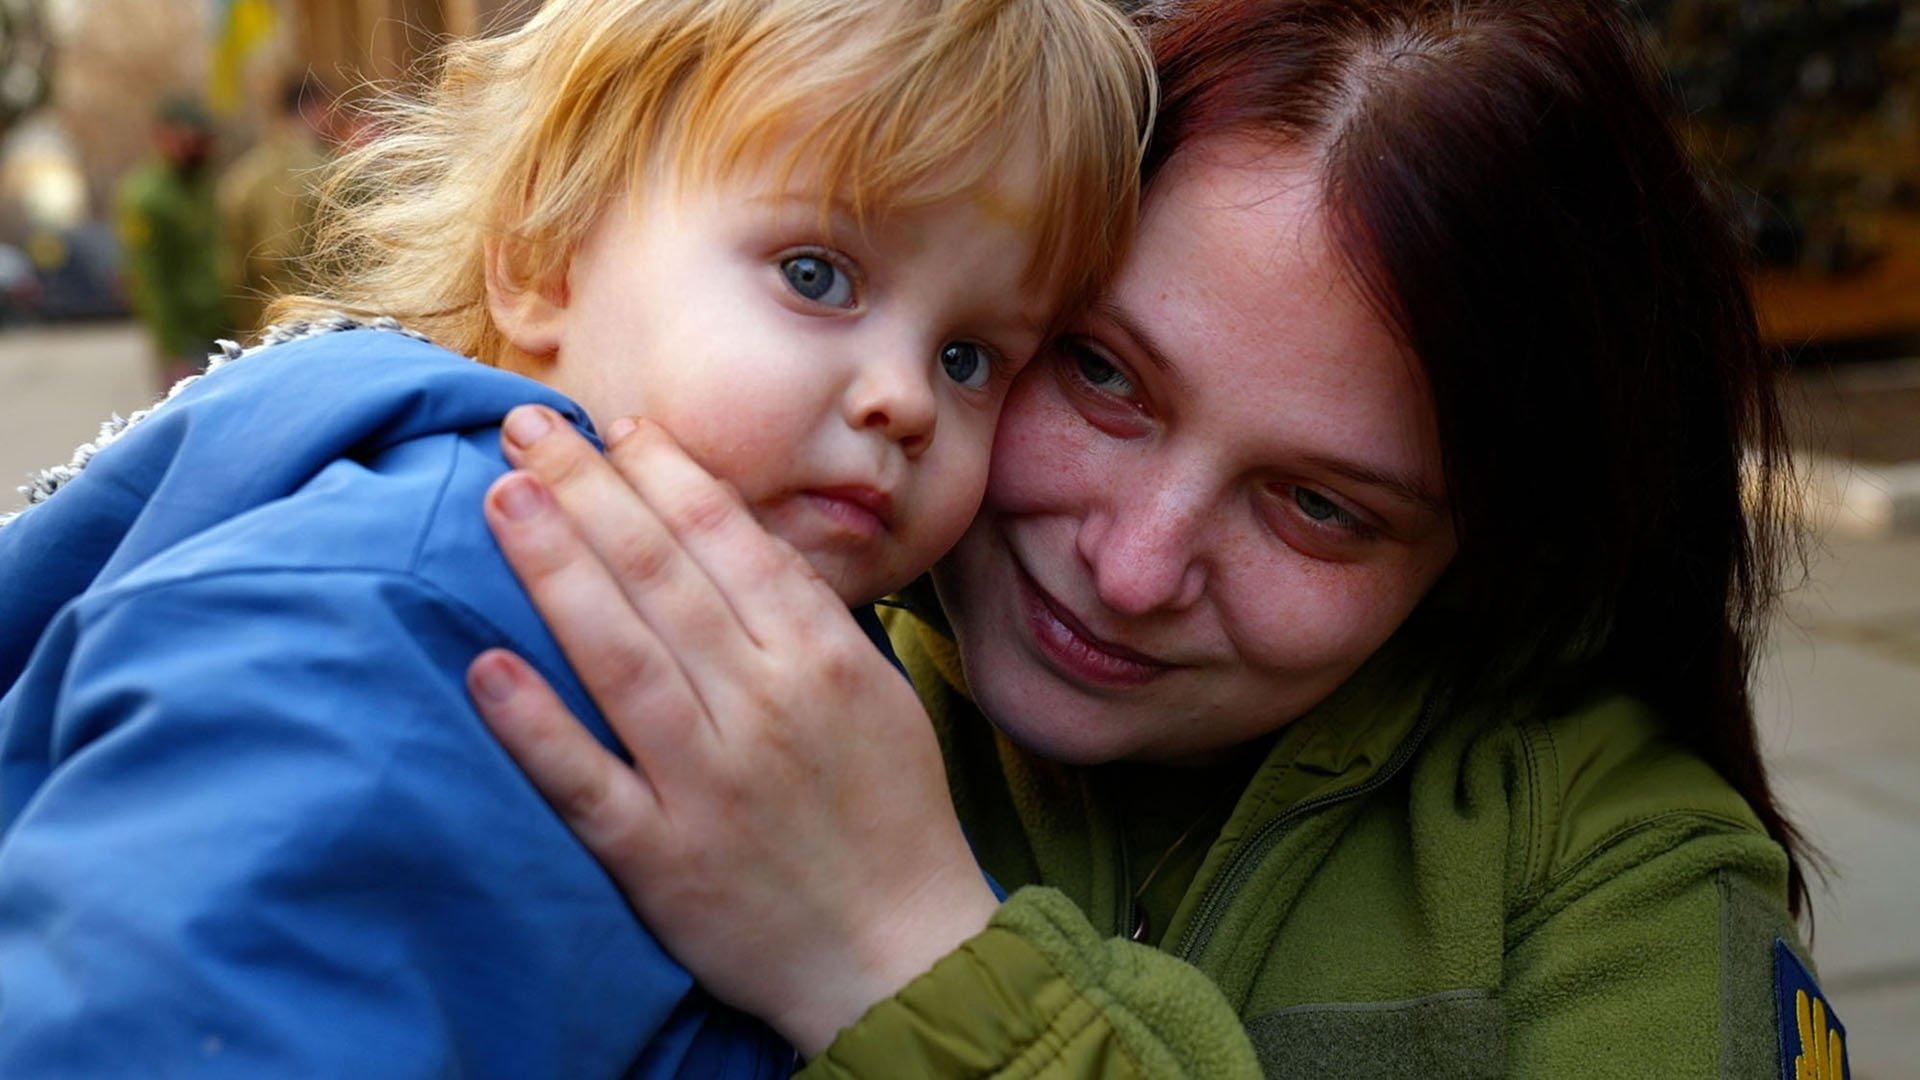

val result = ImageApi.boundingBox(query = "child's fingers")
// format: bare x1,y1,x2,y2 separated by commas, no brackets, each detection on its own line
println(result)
483,470,720,767
499,406,755,667
467,648,662,869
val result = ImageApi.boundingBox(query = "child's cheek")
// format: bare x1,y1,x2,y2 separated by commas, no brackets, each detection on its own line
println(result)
650,391,815,505
918,421,997,560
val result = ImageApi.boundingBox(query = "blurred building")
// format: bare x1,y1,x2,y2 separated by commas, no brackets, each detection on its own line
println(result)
1641,0,1920,349
289,0,534,88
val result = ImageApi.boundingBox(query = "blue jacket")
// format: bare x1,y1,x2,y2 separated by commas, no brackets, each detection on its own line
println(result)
0,326,796,1077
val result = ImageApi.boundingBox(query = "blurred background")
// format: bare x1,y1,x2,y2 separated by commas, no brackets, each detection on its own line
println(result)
0,0,1913,1073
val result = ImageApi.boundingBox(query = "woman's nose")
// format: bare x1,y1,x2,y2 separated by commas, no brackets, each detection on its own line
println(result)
1076,489,1209,616
844,353,938,457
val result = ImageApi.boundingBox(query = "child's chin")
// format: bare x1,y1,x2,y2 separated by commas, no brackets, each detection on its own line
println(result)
798,549,898,607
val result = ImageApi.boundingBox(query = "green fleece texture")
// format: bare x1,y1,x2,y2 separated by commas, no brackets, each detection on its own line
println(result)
814,608,1816,1077
1246,990,1503,1077
803,887,1260,1078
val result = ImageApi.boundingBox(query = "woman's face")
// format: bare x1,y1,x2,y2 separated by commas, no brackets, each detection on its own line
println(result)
935,141,1459,765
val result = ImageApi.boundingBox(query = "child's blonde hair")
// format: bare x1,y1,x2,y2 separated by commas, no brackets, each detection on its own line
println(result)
272,0,1152,365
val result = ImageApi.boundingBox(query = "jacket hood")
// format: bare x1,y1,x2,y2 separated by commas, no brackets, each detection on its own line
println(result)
0,317,589,690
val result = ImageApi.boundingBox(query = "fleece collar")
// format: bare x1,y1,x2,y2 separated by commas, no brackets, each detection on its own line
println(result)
1,315,434,529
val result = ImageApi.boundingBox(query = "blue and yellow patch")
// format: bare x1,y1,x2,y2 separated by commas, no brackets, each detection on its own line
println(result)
1776,938,1848,1080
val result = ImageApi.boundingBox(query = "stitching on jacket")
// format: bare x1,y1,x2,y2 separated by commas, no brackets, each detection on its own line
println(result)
0,314,436,528
1544,808,1758,893
1504,808,1761,951
1534,720,1561,875
1514,723,1545,903
1242,712,1334,824
1250,987,1494,1021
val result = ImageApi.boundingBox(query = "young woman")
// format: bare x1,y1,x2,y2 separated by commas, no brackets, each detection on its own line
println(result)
465,0,1837,1074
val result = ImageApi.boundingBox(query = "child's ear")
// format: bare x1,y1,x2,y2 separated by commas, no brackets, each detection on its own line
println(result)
484,238,569,359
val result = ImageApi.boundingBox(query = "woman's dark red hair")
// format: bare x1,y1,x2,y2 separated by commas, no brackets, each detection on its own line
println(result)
1139,0,1808,913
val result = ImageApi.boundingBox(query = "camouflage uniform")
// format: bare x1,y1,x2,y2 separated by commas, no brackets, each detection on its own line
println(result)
116,160,227,379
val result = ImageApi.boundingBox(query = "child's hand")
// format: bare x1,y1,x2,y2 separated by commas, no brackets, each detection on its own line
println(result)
467,405,999,1057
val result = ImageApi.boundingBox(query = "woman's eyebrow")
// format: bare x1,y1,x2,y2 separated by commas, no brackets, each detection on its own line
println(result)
1298,453,1446,515
1089,299,1189,389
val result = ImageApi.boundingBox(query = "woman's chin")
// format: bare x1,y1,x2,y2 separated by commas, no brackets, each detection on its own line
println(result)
968,674,1142,765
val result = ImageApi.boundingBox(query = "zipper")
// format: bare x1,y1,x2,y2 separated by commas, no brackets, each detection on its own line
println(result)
1116,803,1135,939
1172,696,1441,963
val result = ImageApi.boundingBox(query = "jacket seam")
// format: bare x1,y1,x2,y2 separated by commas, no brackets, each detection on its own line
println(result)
1506,808,1761,951
1239,712,1336,825
407,436,467,574
1250,986,1494,1021
72,563,525,668
1515,723,1545,898
1549,808,1759,891
1533,721,1561,885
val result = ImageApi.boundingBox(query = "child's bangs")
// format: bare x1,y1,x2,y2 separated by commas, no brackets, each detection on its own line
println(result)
670,0,1150,309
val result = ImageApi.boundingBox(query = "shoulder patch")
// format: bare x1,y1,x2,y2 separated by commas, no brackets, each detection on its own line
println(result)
1775,938,1848,1079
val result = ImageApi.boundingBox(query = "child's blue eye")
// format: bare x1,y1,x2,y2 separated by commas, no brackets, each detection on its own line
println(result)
780,255,854,308
941,342,992,389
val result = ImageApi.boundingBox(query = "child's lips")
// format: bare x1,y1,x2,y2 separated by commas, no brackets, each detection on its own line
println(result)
800,485,894,538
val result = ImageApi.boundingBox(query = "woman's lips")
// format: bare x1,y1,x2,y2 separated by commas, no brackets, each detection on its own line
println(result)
1014,563,1173,688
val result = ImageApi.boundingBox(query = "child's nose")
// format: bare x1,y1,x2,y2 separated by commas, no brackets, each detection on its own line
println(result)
844,355,938,457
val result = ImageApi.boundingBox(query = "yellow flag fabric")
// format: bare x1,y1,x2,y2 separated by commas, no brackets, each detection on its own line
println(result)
210,0,279,111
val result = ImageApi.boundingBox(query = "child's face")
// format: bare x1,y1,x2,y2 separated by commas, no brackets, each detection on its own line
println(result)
525,160,1054,604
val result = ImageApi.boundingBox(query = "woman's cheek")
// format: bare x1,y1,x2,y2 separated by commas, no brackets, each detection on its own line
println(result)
986,372,1110,513
1219,556,1409,680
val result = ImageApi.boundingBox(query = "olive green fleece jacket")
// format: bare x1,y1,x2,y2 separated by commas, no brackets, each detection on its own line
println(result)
802,609,1832,1079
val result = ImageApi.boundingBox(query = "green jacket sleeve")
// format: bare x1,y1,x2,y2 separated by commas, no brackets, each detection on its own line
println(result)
802,887,1262,1079
1502,812,1817,1078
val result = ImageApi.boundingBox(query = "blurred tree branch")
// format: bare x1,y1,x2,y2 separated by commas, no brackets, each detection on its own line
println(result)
52,0,207,216
1638,0,1920,273
0,0,52,145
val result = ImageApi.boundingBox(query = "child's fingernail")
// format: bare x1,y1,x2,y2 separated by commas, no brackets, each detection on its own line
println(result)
470,653,520,704
606,416,638,445
495,474,548,521
504,405,553,448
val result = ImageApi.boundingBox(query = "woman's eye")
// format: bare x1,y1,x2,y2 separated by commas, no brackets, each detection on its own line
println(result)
779,254,854,309
1263,485,1376,557
1291,486,1366,533
1070,343,1135,396
940,341,993,389
1294,487,1342,522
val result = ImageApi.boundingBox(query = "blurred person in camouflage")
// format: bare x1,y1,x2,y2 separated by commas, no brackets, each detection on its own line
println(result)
115,97,227,389
219,79,333,341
